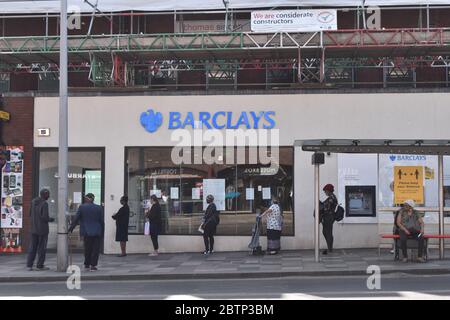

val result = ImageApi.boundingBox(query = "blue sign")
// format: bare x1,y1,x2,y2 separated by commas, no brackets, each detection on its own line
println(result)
140,109,276,133
140,109,163,133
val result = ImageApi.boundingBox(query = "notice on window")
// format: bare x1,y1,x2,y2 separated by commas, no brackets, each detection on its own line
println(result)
192,188,201,200
246,188,255,200
170,187,179,200
262,187,272,200
394,166,424,205
150,189,161,198
84,170,102,205
203,179,225,211
73,192,82,204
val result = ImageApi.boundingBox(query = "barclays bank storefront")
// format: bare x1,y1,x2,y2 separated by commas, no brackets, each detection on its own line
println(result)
33,92,450,254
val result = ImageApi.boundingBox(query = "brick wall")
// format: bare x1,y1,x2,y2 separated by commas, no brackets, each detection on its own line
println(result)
2,96,34,250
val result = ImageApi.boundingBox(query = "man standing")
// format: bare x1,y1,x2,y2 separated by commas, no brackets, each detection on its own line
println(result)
27,189,54,271
69,193,104,271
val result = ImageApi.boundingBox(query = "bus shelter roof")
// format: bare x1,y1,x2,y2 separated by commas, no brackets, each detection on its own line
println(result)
295,139,450,155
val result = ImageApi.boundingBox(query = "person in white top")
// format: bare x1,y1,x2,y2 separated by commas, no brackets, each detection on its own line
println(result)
260,196,283,255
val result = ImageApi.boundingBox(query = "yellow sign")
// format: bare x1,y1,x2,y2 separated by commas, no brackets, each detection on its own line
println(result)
0,111,10,121
394,166,424,205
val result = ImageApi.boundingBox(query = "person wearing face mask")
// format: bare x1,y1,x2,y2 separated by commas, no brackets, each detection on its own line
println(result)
260,196,283,255
201,194,220,255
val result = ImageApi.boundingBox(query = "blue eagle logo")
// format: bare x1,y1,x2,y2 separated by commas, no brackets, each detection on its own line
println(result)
140,109,163,133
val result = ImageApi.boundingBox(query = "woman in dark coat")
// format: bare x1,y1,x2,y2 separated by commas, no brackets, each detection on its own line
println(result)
147,195,162,256
112,196,129,257
201,194,220,255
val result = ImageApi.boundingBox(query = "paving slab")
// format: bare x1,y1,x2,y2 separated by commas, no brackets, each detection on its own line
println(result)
0,248,449,283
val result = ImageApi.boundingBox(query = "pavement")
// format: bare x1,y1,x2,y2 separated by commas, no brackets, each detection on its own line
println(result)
1,248,450,283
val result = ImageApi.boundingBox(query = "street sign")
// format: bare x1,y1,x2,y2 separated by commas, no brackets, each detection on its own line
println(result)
394,165,424,205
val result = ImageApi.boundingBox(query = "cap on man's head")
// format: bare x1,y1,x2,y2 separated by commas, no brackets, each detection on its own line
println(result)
323,184,334,193
403,199,415,208
85,193,95,200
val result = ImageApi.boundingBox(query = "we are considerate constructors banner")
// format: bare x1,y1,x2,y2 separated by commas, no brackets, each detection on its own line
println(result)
251,9,338,32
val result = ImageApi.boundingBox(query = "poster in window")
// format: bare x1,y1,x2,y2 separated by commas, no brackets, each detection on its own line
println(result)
0,146,24,253
262,187,271,200
1,228,22,253
192,188,201,200
246,188,255,200
84,170,102,205
170,187,179,200
202,179,225,211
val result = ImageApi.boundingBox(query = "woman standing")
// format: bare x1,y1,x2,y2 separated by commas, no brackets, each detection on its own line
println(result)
261,196,283,255
147,195,162,256
321,184,337,255
201,195,220,255
112,196,129,257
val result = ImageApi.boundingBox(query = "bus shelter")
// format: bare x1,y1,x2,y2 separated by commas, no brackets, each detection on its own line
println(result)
296,139,450,262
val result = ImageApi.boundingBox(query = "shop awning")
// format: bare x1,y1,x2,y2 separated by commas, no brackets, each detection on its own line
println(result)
295,139,450,155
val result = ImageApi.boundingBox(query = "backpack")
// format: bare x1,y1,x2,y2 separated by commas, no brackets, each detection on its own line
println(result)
334,204,345,222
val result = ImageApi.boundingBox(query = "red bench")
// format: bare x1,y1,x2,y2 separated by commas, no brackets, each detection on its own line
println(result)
380,234,450,260
381,234,450,239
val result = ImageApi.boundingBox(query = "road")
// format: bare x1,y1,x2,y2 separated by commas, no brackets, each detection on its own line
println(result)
0,274,450,300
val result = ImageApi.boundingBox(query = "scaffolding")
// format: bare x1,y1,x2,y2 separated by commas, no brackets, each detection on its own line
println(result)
1,3,450,90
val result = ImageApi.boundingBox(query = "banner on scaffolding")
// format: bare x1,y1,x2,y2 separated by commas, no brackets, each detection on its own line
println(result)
251,9,338,32
1,146,24,253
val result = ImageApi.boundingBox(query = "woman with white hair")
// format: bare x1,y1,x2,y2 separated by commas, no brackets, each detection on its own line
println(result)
260,196,283,255
396,199,425,263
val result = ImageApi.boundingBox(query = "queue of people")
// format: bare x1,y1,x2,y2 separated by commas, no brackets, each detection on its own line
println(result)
26,184,427,272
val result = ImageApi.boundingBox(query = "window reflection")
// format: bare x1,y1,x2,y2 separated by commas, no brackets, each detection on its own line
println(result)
126,147,294,236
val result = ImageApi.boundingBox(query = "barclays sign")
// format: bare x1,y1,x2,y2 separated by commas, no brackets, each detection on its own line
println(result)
140,109,276,133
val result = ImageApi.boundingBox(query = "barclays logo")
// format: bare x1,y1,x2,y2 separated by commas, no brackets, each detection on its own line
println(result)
140,109,277,133
389,155,426,161
140,109,163,133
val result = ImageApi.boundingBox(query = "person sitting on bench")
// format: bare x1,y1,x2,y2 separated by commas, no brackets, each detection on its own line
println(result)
396,199,425,263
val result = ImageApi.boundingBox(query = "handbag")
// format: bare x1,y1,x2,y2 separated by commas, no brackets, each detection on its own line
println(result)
144,221,150,236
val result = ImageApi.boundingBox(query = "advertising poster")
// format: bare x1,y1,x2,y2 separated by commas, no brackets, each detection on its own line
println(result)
1,146,24,253
202,179,225,211
251,9,337,32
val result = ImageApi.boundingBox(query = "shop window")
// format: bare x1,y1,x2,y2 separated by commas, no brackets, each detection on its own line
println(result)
36,149,103,249
125,147,294,236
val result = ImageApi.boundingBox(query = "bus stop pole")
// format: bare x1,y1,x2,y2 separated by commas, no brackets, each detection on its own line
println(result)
438,155,444,259
57,0,69,272
314,163,320,263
